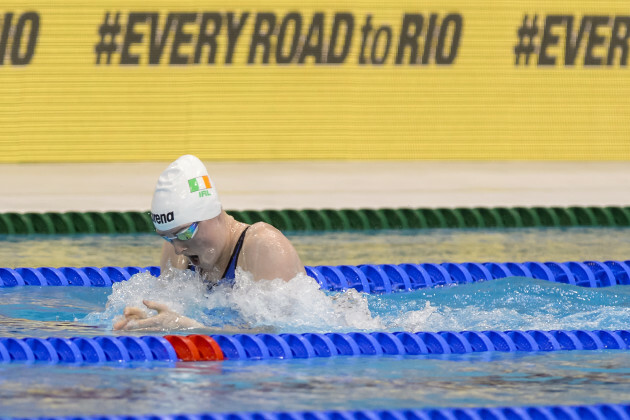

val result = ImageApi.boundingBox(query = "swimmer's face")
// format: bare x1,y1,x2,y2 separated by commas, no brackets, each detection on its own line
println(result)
158,217,227,270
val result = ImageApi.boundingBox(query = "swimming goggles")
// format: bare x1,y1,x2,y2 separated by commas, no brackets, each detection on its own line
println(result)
160,222,199,243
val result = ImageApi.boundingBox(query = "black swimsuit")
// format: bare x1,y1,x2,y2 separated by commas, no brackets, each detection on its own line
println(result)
220,226,250,283
188,226,249,287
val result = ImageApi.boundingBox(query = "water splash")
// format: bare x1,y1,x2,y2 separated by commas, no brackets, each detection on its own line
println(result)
83,269,630,333
372,277,630,332
82,268,208,327
202,270,384,332
83,267,383,332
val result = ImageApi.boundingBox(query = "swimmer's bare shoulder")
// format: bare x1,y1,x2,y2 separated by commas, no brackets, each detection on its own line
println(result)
239,222,305,281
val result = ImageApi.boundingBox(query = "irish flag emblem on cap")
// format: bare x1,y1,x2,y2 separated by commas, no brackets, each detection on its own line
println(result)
188,176,211,193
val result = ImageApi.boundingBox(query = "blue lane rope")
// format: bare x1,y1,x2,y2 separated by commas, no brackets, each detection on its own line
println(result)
3,403,630,420
0,335,177,364
1,259,629,290
0,329,628,365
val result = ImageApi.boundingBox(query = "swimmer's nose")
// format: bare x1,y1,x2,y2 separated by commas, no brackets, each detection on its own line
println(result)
172,241,187,255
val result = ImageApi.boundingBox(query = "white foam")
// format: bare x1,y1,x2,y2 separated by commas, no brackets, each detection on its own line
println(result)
83,271,630,333
391,302,439,331
221,270,383,332
83,267,384,332
82,267,208,327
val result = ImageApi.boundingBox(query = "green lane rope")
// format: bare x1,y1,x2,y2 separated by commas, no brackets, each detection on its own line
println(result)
1,206,630,235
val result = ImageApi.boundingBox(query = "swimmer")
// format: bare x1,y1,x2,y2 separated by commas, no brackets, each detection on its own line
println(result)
113,155,305,331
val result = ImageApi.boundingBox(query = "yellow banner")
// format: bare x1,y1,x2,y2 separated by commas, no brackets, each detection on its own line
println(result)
1,1,629,162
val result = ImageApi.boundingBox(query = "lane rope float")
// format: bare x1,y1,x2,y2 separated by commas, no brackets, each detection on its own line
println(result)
1,259,628,290
2,205,630,235
4,403,630,420
0,329,628,365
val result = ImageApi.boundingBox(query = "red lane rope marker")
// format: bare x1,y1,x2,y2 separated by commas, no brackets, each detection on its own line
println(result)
163,335,201,361
188,335,224,361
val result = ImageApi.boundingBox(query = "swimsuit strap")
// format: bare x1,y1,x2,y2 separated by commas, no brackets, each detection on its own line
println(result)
221,226,250,282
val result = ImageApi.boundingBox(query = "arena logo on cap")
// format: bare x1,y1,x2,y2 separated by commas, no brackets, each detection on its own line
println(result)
188,176,212,197
152,211,174,225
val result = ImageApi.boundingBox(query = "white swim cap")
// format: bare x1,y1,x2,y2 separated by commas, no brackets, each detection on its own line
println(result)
151,155,222,231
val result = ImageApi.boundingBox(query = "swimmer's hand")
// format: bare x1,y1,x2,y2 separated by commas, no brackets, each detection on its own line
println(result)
113,300,203,331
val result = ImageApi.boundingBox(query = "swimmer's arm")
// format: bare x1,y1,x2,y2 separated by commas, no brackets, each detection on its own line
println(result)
160,242,189,272
113,301,274,333
240,223,305,281
113,300,203,331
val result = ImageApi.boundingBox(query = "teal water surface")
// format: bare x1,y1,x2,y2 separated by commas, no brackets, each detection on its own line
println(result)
2,351,630,417
1,228,630,417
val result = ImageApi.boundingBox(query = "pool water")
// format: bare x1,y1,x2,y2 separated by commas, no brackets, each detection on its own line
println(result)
2,351,630,417
1,228,630,417
1,275,630,337
3,227,630,268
